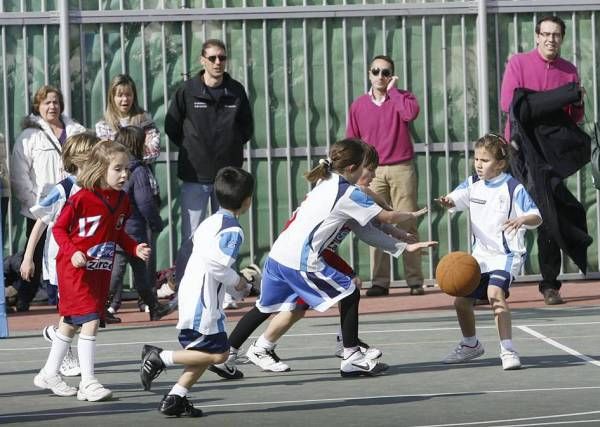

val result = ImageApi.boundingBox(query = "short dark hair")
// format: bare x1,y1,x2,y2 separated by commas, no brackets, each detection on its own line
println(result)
535,16,566,37
215,167,254,210
201,39,227,57
370,55,395,74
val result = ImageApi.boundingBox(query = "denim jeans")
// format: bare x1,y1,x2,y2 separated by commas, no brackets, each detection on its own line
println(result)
180,181,219,240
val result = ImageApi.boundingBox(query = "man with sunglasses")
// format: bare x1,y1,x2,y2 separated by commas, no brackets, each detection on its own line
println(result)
166,38,253,257
500,16,584,306
346,55,423,297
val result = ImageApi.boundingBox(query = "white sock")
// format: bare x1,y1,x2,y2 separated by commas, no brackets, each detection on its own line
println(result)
43,331,72,375
255,334,275,351
160,350,175,367
169,383,188,397
500,339,514,352
461,336,478,347
78,334,96,382
343,346,360,359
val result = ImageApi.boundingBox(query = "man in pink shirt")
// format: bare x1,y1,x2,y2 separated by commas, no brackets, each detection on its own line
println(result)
347,55,423,297
500,16,584,306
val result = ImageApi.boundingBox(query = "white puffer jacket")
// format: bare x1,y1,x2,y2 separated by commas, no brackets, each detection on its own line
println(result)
10,114,86,218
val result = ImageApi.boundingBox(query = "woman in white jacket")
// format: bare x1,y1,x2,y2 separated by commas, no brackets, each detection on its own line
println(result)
10,85,85,311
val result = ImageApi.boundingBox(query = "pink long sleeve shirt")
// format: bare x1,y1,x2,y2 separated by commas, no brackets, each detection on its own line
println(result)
346,88,420,166
500,49,583,139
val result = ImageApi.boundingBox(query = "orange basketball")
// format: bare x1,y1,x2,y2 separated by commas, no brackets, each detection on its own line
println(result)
435,251,481,297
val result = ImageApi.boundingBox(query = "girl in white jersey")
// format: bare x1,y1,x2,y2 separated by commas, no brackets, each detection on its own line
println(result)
252,138,433,377
437,133,542,370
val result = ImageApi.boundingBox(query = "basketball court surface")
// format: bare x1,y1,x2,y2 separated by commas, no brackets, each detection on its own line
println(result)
1,281,600,426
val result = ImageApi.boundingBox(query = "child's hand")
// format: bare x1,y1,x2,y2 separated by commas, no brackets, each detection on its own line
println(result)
435,196,455,208
71,251,87,268
405,240,438,253
411,207,428,218
502,217,526,234
136,243,151,261
390,228,417,243
20,257,35,281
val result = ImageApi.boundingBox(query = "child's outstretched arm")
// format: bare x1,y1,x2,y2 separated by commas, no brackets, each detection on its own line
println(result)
19,219,48,281
375,206,428,224
405,240,438,252
502,213,542,234
359,186,393,211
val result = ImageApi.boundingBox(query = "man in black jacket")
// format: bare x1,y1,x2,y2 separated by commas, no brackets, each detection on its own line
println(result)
166,39,254,242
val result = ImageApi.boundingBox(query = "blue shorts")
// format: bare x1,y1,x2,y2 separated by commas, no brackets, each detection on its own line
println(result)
63,313,100,327
468,270,512,300
256,257,356,313
178,329,230,354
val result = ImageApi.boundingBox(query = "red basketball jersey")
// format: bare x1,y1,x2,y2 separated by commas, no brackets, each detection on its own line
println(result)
53,188,138,317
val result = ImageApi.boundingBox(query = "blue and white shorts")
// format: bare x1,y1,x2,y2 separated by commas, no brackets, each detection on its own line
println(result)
256,257,356,313
468,270,512,300
178,329,230,354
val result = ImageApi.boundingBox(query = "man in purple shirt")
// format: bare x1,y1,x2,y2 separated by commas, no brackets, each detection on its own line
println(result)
347,55,423,297
500,16,584,305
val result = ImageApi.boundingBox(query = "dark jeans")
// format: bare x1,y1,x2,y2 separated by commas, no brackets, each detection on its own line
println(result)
537,223,562,293
109,249,158,310
16,218,46,310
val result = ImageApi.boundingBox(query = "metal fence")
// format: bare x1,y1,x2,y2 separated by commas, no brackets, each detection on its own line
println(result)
1,0,599,284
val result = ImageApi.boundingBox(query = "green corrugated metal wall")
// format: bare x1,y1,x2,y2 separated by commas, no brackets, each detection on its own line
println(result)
1,2,599,284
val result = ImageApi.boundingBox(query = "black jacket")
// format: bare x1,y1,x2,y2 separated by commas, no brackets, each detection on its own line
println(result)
509,82,592,273
165,71,253,183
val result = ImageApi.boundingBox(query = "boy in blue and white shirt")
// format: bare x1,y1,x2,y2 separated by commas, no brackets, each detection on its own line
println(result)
437,134,542,371
140,167,254,418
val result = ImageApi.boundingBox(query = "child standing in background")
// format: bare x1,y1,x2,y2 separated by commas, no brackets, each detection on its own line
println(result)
108,126,169,321
34,140,151,401
20,132,99,377
437,134,542,370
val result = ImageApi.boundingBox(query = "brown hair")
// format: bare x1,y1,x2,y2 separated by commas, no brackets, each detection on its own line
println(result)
304,138,365,185
201,39,227,57
362,143,379,170
32,85,64,116
62,132,100,174
114,126,145,160
474,133,510,171
103,74,146,132
78,140,130,189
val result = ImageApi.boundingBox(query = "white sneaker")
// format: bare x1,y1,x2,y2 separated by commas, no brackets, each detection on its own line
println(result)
340,350,388,377
246,343,290,372
443,341,485,364
77,378,112,402
60,347,81,377
34,370,77,396
334,336,382,360
222,293,239,310
501,349,522,370
42,325,57,343
157,282,176,298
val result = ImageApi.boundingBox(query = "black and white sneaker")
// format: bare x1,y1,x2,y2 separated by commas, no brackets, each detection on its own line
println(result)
141,344,166,391
340,350,388,378
159,394,203,417
246,343,290,372
208,354,244,379
335,336,382,360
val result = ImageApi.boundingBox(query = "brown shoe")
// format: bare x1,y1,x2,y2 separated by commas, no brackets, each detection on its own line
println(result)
366,285,389,297
543,289,564,305
409,285,425,296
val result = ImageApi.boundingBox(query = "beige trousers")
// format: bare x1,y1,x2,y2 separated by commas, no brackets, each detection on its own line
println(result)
369,160,423,288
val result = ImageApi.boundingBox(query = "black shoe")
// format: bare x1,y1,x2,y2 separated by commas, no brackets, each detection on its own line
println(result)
159,394,203,417
208,361,244,380
105,311,122,324
149,303,172,321
409,285,425,295
141,344,165,391
366,285,389,297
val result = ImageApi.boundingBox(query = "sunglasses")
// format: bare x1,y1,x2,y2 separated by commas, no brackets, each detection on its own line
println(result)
204,55,227,63
371,68,392,77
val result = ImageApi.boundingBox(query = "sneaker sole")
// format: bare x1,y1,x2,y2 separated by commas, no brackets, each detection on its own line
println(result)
60,368,81,377
443,350,484,364
246,353,291,372
208,365,244,380
503,362,522,371
340,362,389,378
77,389,113,402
